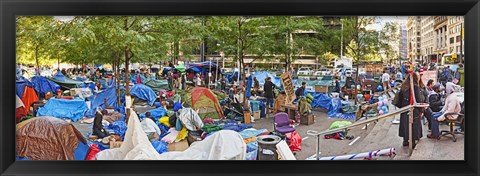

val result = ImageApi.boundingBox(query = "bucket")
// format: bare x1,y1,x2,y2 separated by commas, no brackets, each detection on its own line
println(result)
257,135,281,160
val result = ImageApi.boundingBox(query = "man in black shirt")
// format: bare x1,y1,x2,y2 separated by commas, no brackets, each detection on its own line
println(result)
295,82,306,102
263,77,276,111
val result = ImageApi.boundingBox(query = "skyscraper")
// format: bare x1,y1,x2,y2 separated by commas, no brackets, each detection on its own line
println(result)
399,26,408,61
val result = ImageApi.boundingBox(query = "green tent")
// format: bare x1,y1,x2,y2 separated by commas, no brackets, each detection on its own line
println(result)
144,79,171,92
175,64,186,72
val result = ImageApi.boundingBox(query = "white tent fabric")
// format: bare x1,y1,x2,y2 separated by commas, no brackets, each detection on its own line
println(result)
96,109,247,160
16,95,24,109
96,110,162,160
158,130,246,160
177,108,204,131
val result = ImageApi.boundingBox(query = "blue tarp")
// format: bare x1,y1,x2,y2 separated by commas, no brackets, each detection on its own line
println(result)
74,141,89,160
30,76,61,96
326,98,356,121
79,82,96,92
186,67,202,73
226,71,239,83
16,76,34,98
308,91,332,109
132,74,146,84
152,141,169,154
85,87,119,117
49,72,83,89
104,120,127,140
246,75,253,99
37,98,88,122
249,71,282,88
130,84,157,105
139,107,167,122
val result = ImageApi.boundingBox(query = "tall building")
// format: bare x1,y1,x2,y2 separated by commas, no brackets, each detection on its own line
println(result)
447,16,464,59
420,16,435,63
399,26,408,61
407,16,422,62
434,16,448,61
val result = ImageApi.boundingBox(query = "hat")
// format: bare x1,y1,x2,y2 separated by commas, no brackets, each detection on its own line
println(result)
433,84,441,90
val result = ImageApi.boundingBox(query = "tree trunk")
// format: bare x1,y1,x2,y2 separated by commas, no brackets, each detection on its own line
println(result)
174,40,180,63
124,17,131,123
35,45,40,74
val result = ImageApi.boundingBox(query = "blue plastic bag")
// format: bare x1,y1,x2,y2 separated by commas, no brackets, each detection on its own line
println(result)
151,141,169,154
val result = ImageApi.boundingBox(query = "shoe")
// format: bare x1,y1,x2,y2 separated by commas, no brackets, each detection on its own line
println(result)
427,134,440,140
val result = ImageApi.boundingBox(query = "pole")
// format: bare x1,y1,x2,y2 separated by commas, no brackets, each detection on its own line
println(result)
209,59,212,88
459,22,463,64
216,58,219,88
316,135,320,160
341,23,344,58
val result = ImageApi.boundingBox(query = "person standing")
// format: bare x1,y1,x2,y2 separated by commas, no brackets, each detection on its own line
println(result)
263,77,276,113
253,77,259,95
382,71,391,90
294,82,306,102
195,74,202,87
393,73,425,147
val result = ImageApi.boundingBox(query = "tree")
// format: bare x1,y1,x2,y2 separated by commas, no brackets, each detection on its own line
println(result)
378,22,400,64
342,16,378,63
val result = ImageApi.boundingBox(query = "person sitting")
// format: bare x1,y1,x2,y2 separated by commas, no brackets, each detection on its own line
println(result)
294,82,306,103
428,84,444,112
92,110,108,139
445,78,461,95
427,88,462,139
140,112,161,142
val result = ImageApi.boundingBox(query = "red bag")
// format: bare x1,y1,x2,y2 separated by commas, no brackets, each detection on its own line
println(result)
286,131,302,151
85,144,101,160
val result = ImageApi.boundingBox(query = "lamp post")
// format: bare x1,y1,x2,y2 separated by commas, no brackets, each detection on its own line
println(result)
209,57,213,88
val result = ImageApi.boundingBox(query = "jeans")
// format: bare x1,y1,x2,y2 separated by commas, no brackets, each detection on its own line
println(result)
266,98,274,109
430,111,444,136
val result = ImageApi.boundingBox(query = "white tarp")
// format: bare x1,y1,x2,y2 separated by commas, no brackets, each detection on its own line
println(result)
16,95,24,108
158,130,246,160
178,108,204,131
96,110,162,160
96,109,247,160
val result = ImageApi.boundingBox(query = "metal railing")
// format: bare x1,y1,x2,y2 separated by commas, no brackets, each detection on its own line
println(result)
307,103,429,160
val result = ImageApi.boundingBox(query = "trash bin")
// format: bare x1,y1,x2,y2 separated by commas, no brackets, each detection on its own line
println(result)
257,135,281,160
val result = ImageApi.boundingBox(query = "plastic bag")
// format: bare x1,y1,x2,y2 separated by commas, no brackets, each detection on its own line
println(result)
151,141,168,154
86,144,101,160
159,116,171,127
286,131,302,151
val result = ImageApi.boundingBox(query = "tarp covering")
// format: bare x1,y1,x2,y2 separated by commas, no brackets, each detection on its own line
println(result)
158,130,246,160
130,84,157,106
30,76,61,96
145,79,171,92
327,98,356,121
79,82,96,92
177,108,204,131
96,111,163,160
175,64,186,72
85,87,118,117
37,98,88,122
249,71,282,88
16,76,34,98
132,74,146,84
308,91,332,109
139,107,167,122
16,116,87,160
190,87,224,119
49,72,83,89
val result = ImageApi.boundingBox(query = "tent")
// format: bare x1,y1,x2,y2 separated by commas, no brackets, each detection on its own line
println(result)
16,116,88,160
189,87,224,119
48,72,83,90
132,73,146,84
187,61,223,75
130,84,157,106
30,76,61,97
145,79,171,92
175,64,186,72
37,98,88,122
85,87,119,117
16,76,33,98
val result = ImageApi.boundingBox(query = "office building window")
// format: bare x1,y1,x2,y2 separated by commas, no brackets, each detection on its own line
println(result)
450,37,454,44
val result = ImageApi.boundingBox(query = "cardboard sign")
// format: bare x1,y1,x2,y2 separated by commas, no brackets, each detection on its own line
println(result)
280,73,296,104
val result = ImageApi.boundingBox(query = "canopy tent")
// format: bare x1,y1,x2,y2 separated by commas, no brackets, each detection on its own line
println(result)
16,76,34,98
248,71,282,88
30,76,61,97
130,84,157,106
189,87,224,119
175,64,186,72
187,61,223,75
36,98,88,122
144,79,171,92
16,116,88,160
48,72,83,90
186,67,202,73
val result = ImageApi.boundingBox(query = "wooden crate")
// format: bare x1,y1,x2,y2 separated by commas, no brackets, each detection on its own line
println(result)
315,85,328,93
253,111,261,120
300,114,314,125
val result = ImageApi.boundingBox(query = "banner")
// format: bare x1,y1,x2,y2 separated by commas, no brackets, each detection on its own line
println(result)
280,73,295,104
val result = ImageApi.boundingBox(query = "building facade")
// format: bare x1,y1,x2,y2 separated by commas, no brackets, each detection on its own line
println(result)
399,26,408,61
407,16,422,62
447,16,464,58
434,16,448,61
420,16,435,63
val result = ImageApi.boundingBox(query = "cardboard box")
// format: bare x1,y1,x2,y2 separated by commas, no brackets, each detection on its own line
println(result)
110,141,123,149
300,114,314,125
315,85,328,93
253,111,261,120
168,139,189,152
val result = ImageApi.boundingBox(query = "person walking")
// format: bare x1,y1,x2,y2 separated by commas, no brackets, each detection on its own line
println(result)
263,77,276,114
382,71,391,90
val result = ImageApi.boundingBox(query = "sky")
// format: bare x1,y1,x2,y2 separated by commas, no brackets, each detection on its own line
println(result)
366,16,407,31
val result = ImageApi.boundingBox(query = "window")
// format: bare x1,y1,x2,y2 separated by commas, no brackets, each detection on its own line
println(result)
450,37,454,44
457,36,461,42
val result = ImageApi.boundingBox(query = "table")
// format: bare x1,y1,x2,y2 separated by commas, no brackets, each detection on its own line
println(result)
282,103,298,121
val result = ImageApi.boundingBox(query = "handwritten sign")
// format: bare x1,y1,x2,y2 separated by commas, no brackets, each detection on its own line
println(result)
280,72,296,104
